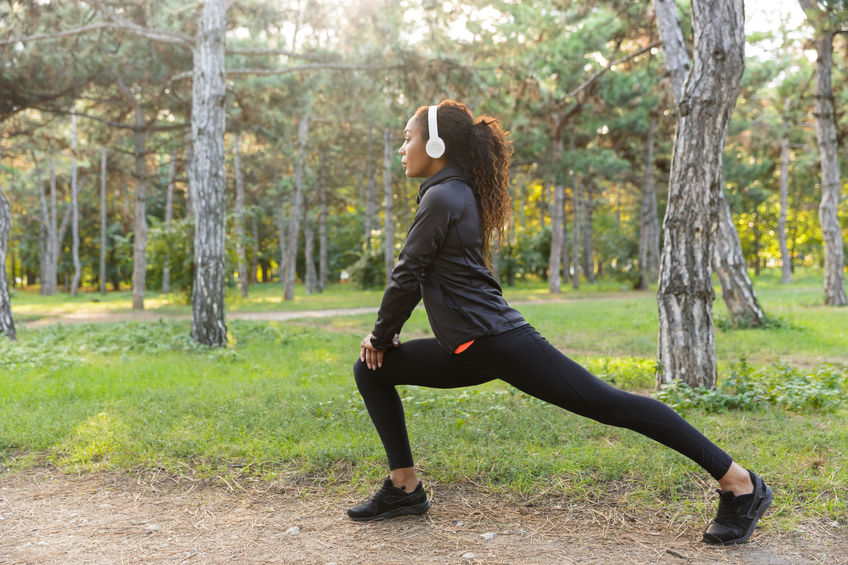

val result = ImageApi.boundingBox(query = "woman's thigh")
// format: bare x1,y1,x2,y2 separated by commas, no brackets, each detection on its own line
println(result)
357,338,492,389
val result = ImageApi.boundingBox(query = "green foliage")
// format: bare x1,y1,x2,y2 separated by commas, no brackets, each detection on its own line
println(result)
654,359,846,413
146,217,195,302
345,230,387,289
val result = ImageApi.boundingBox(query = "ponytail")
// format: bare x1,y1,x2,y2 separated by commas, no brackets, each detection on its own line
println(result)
467,117,513,265
414,101,513,267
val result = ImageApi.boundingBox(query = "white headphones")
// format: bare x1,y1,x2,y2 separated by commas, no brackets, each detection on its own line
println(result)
425,105,446,159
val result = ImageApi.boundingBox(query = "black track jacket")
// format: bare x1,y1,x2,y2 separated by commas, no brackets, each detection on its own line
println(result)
370,165,527,353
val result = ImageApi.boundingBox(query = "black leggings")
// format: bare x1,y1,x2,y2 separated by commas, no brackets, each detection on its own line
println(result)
353,324,733,480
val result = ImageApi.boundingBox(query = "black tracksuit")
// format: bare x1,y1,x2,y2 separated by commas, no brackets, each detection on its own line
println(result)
356,167,733,480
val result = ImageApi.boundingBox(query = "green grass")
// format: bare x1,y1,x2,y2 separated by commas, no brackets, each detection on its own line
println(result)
2,268,847,531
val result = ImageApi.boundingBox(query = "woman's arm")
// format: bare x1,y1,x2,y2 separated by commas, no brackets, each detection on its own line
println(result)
369,184,459,350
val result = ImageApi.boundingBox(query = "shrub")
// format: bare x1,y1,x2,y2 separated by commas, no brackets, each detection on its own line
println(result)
654,359,846,413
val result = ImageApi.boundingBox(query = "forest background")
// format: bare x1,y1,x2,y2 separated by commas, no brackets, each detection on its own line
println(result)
2,0,845,306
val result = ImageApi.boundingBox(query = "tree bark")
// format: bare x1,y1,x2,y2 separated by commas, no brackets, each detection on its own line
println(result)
117,78,149,310
779,98,792,284
33,154,57,296
571,174,582,289
278,205,287,287
318,155,328,291
653,0,691,99
548,139,564,293
304,209,317,294
250,215,259,284
70,107,82,295
656,0,745,388
657,0,765,327
162,148,176,294
561,193,570,285
383,129,395,282
100,147,108,294
713,193,765,325
582,181,595,284
549,181,564,293
43,157,59,295
283,113,309,300
799,0,847,305
364,131,378,246
0,126,16,340
190,0,228,346
637,112,660,289
233,132,248,297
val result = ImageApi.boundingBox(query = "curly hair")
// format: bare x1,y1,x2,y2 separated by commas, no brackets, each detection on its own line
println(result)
413,100,513,268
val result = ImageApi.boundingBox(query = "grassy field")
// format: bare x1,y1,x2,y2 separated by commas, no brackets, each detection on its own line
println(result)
2,269,846,531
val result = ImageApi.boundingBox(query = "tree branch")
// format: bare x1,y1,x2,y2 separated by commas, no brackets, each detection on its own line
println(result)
555,40,661,109
169,63,403,82
30,105,186,132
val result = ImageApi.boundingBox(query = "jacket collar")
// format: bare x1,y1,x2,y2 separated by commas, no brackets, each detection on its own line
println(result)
417,165,468,203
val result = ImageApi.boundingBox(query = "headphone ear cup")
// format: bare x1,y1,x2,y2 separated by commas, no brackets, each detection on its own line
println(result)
426,137,446,159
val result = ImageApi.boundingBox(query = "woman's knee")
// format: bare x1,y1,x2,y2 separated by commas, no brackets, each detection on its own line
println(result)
353,357,371,388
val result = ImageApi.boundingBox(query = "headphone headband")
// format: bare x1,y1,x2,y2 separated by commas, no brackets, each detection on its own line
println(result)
425,105,446,159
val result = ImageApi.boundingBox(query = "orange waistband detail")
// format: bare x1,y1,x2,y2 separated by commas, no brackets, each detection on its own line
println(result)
454,340,475,354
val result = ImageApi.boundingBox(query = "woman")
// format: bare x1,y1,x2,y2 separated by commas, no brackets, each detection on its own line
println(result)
348,100,772,545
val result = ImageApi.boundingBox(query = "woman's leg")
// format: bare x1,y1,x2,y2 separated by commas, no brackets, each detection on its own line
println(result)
353,338,491,484
458,325,734,479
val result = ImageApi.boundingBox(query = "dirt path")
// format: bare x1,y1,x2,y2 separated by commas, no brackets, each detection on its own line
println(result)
1,470,843,564
19,307,382,330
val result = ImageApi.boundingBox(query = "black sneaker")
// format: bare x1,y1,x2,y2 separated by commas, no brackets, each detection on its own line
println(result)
347,478,430,522
703,470,773,545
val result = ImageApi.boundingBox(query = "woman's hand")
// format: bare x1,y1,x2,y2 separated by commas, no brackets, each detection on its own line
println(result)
360,333,400,370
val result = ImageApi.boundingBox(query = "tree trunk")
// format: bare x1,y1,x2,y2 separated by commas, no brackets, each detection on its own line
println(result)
233,132,248,297
657,0,765,327
100,147,108,294
0,126,16,340
284,113,309,300
582,182,595,284
190,0,228,346
571,174,582,289
653,0,691,101
278,206,287,286
304,210,317,294
383,129,395,282
70,107,82,295
250,214,259,284
561,194,570,285
714,193,765,325
43,157,58,295
656,0,745,388
637,112,660,289
364,132,378,246
799,0,847,305
33,154,56,296
318,155,328,291
117,78,149,311
549,181,564,293
185,130,194,219
162,148,176,294
779,98,792,284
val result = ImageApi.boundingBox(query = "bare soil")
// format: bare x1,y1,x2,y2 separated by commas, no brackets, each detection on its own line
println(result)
1,469,844,564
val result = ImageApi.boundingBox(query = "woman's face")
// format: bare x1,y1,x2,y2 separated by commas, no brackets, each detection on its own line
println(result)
399,115,444,178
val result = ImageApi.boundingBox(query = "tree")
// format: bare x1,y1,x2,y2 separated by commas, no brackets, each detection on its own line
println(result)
0,124,16,340
233,132,248,298
655,0,746,388
637,111,660,288
69,107,82,295
189,0,228,345
654,0,765,328
798,0,847,306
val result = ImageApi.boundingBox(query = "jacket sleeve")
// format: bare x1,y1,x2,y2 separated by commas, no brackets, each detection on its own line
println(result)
370,185,458,349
